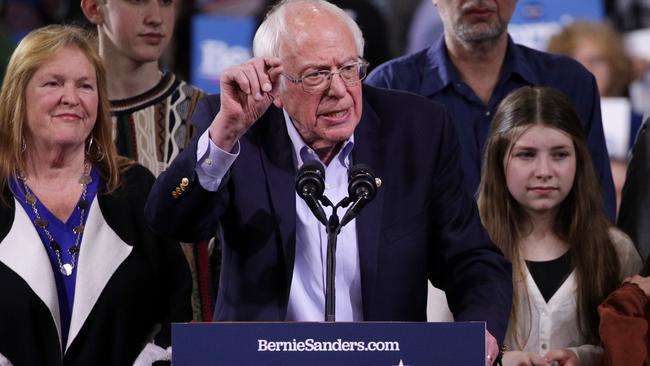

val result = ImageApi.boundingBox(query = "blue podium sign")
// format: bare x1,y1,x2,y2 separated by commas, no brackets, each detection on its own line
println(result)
172,321,485,365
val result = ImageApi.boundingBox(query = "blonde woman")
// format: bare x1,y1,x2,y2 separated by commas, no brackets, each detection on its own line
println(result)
0,25,190,365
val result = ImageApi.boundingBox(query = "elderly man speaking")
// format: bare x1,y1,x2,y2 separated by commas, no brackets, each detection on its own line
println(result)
145,0,512,364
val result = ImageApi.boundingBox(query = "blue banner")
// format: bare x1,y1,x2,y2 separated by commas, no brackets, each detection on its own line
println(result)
509,0,604,50
191,15,256,93
172,321,485,365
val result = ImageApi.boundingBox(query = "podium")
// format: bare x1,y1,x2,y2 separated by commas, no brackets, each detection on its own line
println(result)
172,321,485,365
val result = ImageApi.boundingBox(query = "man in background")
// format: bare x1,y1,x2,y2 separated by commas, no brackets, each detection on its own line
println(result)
367,0,616,221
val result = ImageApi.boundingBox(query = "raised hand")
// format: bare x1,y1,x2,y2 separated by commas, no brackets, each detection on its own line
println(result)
208,57,283,151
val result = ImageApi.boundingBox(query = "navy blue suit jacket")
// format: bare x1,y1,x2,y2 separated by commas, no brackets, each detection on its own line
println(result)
145,85,512,342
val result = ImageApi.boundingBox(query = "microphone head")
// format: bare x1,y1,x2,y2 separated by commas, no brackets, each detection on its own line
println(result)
347,164,377,200
296,160,326,198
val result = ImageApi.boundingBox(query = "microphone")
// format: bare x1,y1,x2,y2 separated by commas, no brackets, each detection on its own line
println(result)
340,164,378,227
296,160,327,225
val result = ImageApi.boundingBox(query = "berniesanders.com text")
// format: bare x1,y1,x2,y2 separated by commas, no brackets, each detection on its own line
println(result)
257,338,400,352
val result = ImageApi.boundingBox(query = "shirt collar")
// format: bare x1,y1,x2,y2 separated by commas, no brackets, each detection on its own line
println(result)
504,36,540,85
420,35,451,96
425,35,540,95
283,109,354,169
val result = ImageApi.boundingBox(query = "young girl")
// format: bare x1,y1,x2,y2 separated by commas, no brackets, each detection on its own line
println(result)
478,86,642,366
81,0,210,321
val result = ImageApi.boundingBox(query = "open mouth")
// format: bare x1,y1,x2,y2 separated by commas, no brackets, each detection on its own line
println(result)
322,109,349,118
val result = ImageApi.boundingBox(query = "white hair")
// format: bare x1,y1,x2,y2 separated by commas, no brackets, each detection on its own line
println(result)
252,0,365,58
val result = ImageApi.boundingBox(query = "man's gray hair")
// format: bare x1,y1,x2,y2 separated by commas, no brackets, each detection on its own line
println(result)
252,0,365,58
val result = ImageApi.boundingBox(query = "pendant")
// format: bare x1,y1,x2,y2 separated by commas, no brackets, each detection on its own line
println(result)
34,218,49,228
79,174,92,185
78,199,90,210
25,192,36,205
62,263,73,276
73,225,84,235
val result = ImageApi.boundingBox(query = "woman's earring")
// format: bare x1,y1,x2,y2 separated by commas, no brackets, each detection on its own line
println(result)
86,135,105,161
96,142,104,161
86,135,94,156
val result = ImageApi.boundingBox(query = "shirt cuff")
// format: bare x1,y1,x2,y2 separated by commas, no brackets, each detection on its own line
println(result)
195,129,239,191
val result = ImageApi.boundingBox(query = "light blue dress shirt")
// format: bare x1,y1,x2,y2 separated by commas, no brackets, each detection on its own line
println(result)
195,111,363,321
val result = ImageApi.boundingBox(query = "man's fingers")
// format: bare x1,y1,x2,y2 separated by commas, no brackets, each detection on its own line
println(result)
264,56,282,67
242,62,263,100
222,58,282,100
251,61,271,95
484,331,499,366
223,68,252,95
261,57,282,92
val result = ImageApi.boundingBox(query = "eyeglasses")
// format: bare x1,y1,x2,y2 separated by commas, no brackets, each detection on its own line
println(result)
281,59,370,94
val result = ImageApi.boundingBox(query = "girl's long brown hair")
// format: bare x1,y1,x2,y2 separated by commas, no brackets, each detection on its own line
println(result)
478,86,620,345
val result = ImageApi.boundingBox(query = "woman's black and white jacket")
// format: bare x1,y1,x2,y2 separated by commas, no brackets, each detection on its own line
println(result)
0,164,192,365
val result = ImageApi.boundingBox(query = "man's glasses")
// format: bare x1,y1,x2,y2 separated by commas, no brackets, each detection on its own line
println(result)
281,59,370,94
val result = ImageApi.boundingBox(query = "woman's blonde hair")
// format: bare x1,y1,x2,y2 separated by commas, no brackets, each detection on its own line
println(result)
478,86,620,345
547,21,632,97
0,24,126,202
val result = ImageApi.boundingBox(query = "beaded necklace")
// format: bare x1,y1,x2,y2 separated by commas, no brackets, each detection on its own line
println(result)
18,162,92,277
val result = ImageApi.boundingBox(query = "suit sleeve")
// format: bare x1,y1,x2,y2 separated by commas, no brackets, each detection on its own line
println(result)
618,118,650,261
145,95,232,242
584,76,617,222
427,110,513,344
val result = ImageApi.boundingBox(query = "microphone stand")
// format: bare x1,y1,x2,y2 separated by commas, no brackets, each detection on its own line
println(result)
325,211,340,322
321,197,352,322
298,163,378,322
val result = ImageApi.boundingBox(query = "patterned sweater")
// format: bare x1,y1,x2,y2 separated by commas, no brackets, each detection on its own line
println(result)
110,71,205,177
110,71,210,321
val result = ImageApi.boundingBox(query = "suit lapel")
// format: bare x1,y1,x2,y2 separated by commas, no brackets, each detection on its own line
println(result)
0,199,62,349
257,108,297,298
66,197,132,351
352,101,386,319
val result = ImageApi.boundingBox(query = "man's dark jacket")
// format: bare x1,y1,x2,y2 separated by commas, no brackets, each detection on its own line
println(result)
145,85,513,342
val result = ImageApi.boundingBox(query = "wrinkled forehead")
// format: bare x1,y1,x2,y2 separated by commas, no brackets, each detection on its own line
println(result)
279,4,356,59
30,46,94,77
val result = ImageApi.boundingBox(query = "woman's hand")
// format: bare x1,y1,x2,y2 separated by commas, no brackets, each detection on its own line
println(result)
624,275,650,298
544,348,581,366
502,350,550,366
